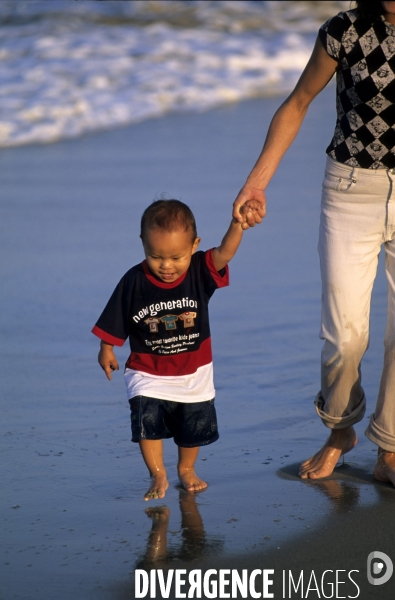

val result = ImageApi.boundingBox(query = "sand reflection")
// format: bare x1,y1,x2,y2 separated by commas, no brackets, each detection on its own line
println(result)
135,490,224,569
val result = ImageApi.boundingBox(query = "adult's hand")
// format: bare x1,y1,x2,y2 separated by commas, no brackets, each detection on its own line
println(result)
233,184,266,230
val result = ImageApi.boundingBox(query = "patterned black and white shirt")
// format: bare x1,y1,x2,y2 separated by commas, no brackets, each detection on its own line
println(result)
319,10,395,169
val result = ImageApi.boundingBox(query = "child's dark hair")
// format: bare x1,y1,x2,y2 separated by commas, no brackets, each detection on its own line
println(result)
355,0,384,21
140,199,197,242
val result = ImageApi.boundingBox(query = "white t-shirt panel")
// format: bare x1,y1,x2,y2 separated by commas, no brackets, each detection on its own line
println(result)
124,362,215,403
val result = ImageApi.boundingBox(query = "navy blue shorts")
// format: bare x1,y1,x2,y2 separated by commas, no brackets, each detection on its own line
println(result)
129,396,219,448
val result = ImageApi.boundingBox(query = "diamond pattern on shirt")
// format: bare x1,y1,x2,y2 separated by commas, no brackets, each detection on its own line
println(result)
382,36,395,60
342,26,359,54
366,92,392,113
319,10,395,168
345,133,364,156
350,58,369,84
366,115,389,137
372,64,395,92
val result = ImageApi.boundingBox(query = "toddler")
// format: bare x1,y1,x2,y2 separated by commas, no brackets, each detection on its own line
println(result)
92,199,259,500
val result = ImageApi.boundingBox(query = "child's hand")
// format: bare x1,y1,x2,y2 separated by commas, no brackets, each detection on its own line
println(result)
233,186,266,229
239,201,264,229
98,341,119,380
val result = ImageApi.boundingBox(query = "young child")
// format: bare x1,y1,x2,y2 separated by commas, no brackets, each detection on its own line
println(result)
92,199,259,501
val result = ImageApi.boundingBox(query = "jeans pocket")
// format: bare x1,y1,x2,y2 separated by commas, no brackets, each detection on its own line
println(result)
323,172,357,192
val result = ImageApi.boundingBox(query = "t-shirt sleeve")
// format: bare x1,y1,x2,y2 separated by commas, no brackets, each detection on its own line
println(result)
192,249,229,298
92,272,133,346
318,12,348,62
205,248,229,288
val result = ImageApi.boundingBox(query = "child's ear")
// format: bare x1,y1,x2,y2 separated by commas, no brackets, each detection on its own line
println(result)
192,237,201,253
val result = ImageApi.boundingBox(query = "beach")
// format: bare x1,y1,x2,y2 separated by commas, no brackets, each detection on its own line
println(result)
2,80,395,600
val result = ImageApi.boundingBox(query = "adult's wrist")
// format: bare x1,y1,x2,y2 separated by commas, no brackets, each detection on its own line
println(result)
244,177,267,193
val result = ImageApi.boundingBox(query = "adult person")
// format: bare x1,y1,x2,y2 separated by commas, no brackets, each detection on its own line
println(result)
233,1,395,486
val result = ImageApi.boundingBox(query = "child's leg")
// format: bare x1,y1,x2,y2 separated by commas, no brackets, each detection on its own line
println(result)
139,439,169,501
177,446,207,492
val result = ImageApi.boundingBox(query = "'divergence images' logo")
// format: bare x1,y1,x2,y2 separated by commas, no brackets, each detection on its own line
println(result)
134,552,394,598
367,551,393,586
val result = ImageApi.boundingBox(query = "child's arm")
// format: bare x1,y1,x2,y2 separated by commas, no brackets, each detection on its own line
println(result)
212,205,261,271
210,207,249,271
98,340,119,381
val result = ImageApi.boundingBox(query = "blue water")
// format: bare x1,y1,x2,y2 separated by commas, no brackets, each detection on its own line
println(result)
0,0,348,147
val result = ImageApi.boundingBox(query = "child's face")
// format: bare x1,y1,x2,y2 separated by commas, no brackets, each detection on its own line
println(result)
142,227,200,283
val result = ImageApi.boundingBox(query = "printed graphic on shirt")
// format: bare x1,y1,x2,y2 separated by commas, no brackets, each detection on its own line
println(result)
145,332,200,355
160,314,179,331
144,311,197,334
144,317,161,333
132,297,198,323
179,311,197,327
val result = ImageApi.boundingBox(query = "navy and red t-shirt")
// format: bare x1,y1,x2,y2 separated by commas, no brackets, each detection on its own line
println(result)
92,249,229,402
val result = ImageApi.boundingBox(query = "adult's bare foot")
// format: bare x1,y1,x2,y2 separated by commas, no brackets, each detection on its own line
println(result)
178,468,207,493
144,473,169,501
299,426,357,480
373,449,395,487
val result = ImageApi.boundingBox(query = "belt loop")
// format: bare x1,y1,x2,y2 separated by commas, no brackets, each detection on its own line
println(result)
350,166,357,184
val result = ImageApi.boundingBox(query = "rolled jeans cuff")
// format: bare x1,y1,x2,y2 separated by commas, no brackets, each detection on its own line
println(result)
314,392,366,429
365,415,395,452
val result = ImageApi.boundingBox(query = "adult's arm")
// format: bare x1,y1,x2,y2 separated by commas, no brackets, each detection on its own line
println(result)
234,36,338,228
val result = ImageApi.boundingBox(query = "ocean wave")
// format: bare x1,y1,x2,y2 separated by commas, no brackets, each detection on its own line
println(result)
0,1,349,147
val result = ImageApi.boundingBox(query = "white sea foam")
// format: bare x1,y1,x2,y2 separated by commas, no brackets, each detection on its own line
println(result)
0,0,348,147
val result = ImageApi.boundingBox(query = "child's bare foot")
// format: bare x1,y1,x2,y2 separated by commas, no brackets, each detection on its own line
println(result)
299,426,357,480
144,474,169,501
373,449,395,487
178,468,207,493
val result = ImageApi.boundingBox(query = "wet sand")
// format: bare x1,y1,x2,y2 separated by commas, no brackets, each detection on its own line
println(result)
2,85,395,600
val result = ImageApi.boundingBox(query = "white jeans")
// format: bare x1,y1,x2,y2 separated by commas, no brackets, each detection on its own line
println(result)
316,156,395,451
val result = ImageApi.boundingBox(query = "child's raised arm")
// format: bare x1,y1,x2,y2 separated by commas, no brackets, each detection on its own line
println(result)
98,340,119,380
211,205,260,272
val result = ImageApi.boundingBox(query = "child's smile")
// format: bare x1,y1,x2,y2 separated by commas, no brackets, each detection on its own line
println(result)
142,227,200,284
